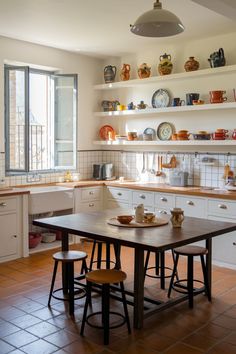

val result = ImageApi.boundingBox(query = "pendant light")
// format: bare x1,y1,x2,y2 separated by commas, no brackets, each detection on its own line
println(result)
130,0,184,37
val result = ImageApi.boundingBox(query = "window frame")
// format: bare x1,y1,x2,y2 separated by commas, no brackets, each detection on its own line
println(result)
4,65,77,175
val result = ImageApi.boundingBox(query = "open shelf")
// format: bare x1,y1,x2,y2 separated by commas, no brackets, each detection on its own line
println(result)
93,140,236,146
94,102,236,117
29,238,74,254
94,65,236,90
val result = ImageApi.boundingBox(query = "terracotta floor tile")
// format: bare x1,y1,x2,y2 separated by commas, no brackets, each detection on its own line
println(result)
44,329,78,347
0,339,15,353
0,321,20,337
196,322,230,340
31,307,61,320
0,306,26,320
208,341,236,354
223,331,236,346
118,341,160,354
9,313,42,329
20,338,58,354
26,321,60,338
7,350,25,354
62,338,103,353
164,342,204,354
183,332,219,351
16,299,45,313
3,329,38,347
212,314,236,330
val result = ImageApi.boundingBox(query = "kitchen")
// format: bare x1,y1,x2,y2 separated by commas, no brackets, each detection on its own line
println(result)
1,0,236,353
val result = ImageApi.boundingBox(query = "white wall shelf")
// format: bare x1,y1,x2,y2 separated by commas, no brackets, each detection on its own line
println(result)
93,140,236,146
95,102,236,117
94,65,236,90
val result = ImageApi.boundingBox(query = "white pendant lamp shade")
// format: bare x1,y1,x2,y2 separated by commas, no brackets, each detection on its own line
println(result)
130,0,184,37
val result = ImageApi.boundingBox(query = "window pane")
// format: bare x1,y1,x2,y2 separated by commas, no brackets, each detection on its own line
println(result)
8,69,26,170
29,72,52,171
54,75,77,169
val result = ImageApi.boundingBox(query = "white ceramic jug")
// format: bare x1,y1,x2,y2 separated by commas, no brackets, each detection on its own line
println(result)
135,204,144,223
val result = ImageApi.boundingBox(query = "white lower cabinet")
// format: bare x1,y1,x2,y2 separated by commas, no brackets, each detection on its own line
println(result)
105,187,132,210
176,195,206,218
74,186,103,213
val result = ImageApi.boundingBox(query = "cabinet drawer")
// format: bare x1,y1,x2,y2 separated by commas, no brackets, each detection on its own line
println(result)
176,196,206,218
106,200,130,210
155,193,174,209
132,190,154,207
80,200,102,213
0,197,17,213
81,187,102,201
106,187,131,202
154,207,170,216
208,199,236,218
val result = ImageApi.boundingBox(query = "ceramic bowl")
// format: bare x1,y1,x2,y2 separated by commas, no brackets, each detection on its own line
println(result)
143,213,156,223
117,215,134,224
42,232,56,243
29,232,42,248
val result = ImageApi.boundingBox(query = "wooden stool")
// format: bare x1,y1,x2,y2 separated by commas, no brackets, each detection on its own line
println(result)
80,269,131,345
144,249,178,289
48,250,88,315
168,245,211,308
81,238,121,270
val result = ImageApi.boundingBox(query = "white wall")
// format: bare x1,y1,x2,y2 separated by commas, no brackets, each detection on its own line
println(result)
0,35,104,152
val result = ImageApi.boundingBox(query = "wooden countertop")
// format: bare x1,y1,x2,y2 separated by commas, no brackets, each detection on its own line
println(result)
1,180,236,201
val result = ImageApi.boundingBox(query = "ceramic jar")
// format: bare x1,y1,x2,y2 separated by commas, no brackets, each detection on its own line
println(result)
138,63,151,79
135,204,144,223
120,64,131,81
104,65,117,83
158,53,173,75
184,56,199,72
170,208,184,228
208,48,225,68
232,129,236,140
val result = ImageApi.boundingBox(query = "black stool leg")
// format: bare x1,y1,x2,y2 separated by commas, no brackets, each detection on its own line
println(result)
171,249,179,281
68,262,74,315
120,281,131,334
97,242,102,269
187,256,194,308
106,243,111,269
168,253,179,298
80,281,92,336
144,251,150,281
48,260,58,306
114,244,121,270
200,254,211,302
160,251,165,290
89,241,96,271
102,284,110,345
155,251,160,276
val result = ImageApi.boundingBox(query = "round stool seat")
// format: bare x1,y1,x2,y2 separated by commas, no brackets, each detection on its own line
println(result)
86,269,126,284
53,250,87,262
174,245,208,257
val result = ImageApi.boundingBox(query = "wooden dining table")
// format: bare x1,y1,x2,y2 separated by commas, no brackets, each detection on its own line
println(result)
33,210,236,329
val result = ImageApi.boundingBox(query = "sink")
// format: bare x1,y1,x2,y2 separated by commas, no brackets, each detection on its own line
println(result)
25,185,74,215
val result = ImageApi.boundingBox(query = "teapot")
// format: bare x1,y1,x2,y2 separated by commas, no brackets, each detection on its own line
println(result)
120,64,131,81
104,65,117,83
208,48,225,68
138,63,151,79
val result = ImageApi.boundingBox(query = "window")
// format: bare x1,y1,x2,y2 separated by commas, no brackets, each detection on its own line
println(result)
4,65,77,174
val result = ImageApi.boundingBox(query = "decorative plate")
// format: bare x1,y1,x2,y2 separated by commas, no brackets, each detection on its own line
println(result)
157,122,175,140
152,89,170,108
99,125,116,140
143,127,156,139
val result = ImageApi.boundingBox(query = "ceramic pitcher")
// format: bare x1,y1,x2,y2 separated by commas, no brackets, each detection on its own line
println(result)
120,64,131,81
104,65,117,83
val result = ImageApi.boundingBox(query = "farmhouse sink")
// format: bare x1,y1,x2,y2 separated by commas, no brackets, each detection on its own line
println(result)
19,185,74,215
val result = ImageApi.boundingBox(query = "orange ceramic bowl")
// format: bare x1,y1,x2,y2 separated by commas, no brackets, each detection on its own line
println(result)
117,215,134,224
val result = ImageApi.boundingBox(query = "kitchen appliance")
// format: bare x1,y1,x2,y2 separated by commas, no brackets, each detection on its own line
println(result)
169,171,189,187
93,163,115,180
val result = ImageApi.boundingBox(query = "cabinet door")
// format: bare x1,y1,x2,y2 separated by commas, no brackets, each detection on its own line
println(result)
0,213,18,258
208,215,236,266
106,200,130,211
132,190,154,208
79,201,103,213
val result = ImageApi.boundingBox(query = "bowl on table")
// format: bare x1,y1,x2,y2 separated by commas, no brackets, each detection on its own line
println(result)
117,215,134,224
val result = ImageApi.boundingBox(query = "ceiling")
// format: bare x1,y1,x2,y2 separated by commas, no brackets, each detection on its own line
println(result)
0,0,236,58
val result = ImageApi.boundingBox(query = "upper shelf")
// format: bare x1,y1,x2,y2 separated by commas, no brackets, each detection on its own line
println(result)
93,140,236,146
94,102,236,117
94,65,236,90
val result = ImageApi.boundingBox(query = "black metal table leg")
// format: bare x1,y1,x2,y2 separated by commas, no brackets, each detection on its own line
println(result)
133,247,144,329
61,231,69,293
206,238,212,299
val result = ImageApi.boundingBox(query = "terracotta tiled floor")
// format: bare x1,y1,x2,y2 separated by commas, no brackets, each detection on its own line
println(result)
0,243,236,353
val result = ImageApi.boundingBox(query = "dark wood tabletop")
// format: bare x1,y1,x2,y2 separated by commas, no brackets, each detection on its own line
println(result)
34,210,236,252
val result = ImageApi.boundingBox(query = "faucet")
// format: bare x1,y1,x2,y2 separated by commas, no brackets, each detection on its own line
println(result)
27,173,42,183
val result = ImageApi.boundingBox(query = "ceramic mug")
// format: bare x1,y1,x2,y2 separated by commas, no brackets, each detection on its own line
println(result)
209,90,227,103
172,97,185,106
186,93,200,105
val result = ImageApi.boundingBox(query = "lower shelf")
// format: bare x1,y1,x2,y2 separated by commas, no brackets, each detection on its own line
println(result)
29,238,74,254
93,140,236,146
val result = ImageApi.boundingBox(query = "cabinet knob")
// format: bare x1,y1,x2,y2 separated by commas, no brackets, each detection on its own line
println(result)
117,192,122,196
160,197,167,202
89,191,94,195
139,194,146,199
233,242,236,246
0,202,6,207
187,200,194,206
89,203,94,207
218,204,227,209
159,210,167,214
11,235,17,238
